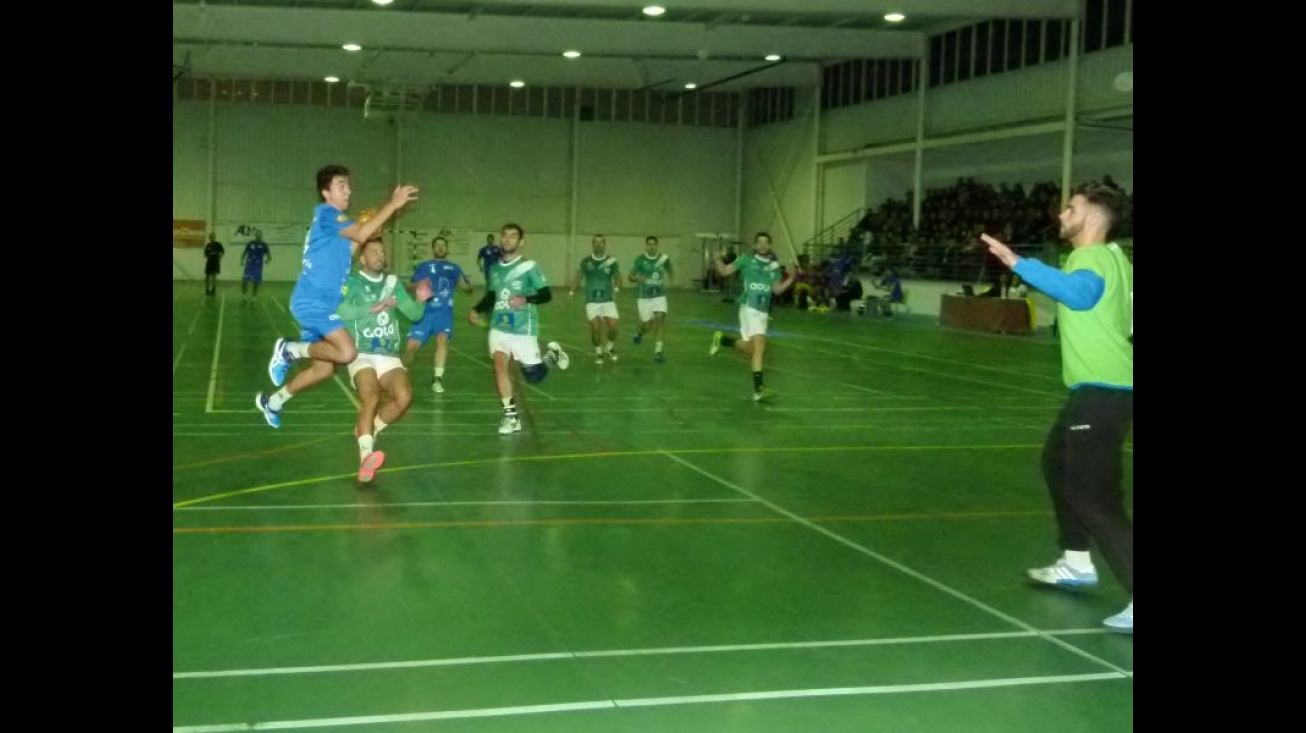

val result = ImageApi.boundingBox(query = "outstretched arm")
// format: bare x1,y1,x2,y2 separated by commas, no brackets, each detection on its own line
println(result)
981,233,1104,310
338,184,421,255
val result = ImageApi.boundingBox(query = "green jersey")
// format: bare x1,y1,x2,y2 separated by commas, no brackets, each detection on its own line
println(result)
577,255,620,304
337,272,427,356
632,253,673,298
489,255,549,337
736,254,784,312
1059,243,1132,389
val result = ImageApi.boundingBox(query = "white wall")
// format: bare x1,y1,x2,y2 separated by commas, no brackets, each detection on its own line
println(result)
174,101,738,282
740,87,818,262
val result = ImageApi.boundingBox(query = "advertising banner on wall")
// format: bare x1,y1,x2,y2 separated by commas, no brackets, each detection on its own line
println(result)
173,219,207,246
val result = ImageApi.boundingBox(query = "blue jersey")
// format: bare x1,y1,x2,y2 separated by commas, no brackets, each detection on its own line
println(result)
477,245,502,274
411,259,465,312
291,203,353,306
243,241,270,275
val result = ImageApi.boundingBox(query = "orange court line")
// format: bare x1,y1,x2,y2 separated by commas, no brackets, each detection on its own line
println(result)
172,510,1053,534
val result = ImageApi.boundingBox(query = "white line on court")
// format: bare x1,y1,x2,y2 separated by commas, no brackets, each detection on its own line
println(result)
204,295,227,413
171,672,1124,732
170,423,1048,438
173,628,1106,679
778,338,1062,397
198,404,1058,415
789,330,1061,380
171,496,757,509
449,343,556,401
659,451,1132,677
174,308,206,376
264,295,361,410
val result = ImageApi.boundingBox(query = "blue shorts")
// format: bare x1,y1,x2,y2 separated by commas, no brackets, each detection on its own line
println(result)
407,308,454,346
290,298,345,342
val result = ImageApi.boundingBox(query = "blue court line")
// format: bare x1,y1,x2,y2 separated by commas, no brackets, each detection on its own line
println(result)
682,318,793,339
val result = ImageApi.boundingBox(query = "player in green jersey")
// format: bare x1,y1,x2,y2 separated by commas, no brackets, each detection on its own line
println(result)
629,235,674,363
569,234,622,365
469,223,570,435
709,232,796,401
982,181,1134,633
336,238,433,482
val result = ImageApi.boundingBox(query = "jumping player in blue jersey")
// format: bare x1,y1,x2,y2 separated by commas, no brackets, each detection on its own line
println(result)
255,164,419,428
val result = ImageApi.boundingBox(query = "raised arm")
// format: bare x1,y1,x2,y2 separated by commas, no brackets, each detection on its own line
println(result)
339,184,420,255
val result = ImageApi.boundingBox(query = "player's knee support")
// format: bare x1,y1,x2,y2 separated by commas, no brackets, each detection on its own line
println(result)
522,362,548,383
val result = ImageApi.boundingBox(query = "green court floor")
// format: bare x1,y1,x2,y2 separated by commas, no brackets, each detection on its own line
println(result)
173,281,1132,732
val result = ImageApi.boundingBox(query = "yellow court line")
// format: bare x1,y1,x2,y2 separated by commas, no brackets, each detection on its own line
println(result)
172,443,1044,508
173,433,349,471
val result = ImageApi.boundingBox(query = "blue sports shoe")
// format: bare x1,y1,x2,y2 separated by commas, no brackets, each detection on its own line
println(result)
268,337,291,387
255,392,281,428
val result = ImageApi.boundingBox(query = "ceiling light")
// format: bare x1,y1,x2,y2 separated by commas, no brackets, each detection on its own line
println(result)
342,43,362,52
884,13,906,23
563,50,582,59
509,80,526,88
371,0,394,6
324,76,340,83
764,54,782,62
643,6,666,17
684,82,697,89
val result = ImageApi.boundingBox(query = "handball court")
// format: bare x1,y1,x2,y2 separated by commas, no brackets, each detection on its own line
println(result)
173,281,1133,732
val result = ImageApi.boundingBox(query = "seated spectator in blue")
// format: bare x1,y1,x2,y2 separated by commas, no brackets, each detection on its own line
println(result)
867,269,904,316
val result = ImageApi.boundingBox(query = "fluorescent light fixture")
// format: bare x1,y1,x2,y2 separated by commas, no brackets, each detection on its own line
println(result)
509,80,526,88
764,54,782,62
342,43,362,52
684,82,697,89
324,76,340,83
884,12,906,22
563,50,582,59
643,6,666,17
371,0,394,6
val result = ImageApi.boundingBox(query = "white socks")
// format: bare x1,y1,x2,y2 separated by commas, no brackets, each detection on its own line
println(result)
1063,550,1095,572
286,341,311,359
268,388,293,411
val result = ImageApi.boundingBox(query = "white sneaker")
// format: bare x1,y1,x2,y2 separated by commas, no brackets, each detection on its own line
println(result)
546,341,570,370
1027,558,1099,588
1103,601,1133,633
432,378,445,394
498,415,522,435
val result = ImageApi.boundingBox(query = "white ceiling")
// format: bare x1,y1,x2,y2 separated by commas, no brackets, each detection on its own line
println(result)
173,1,1082,92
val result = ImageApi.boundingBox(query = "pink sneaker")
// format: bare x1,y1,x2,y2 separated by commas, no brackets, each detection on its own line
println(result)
358,451,386,483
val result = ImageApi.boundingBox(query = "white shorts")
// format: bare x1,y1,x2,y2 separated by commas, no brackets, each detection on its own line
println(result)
738,305,769,341
637,296,668,322
347,353,406,385
585,302,619,321
488,329,543,366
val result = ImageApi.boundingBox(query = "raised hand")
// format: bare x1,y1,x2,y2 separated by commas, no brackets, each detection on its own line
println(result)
980,233,1018,268
390,184,420,208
